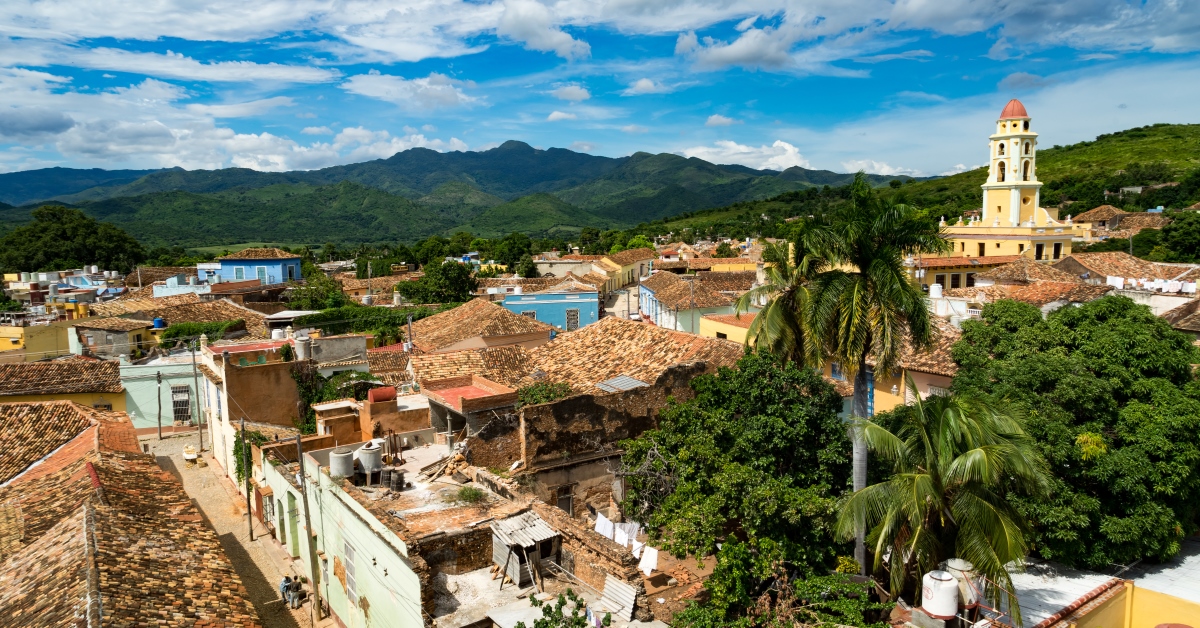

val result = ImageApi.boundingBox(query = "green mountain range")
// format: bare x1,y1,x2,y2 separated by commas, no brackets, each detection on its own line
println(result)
0,141,921,247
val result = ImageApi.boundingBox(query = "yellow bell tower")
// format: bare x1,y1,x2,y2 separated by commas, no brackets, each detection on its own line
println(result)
981,99,1044,227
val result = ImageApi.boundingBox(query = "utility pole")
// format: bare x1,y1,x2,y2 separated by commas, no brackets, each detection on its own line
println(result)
156,371,163,440
191,340,203,453
241,418,254,542
295,435,323,620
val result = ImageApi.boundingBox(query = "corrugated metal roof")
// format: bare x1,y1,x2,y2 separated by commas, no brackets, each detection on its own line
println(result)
493,511,557,548
599,575,637,621
594,375,648,393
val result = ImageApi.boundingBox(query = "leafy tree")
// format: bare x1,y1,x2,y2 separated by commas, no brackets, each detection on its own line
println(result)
516,382,572,408
625,234,655,250
397,261,477,304
495,232,534,269
448,231,475,256
145,246,212,266
674,571,889,628
608,242,625,255
1161,210,1200,262
952,296,1200,570
289,272,353,310
837,377,1050,622
809,173,950,567
0,206,146,273
414,236,450,266
319,242,340,262
621,351,850,621
0,291,21,312
734,240,818,364
514,589,597,628
516,254,539,278
713,242,739,258
158,319,243,348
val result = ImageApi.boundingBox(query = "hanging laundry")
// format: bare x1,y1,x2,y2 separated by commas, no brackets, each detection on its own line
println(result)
616,521,641,540
594,513,615,540
638,546,658,576
632,541,644,559
614,527,629,548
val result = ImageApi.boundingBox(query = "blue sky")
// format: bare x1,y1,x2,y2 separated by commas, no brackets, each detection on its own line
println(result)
1,1,1199,176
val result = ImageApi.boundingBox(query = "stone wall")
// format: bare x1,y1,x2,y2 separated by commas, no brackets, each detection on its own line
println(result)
467,411,523,471
413,526,494,576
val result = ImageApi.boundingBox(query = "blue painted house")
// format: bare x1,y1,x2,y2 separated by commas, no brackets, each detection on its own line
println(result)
201,248,301,285
502,279,598,331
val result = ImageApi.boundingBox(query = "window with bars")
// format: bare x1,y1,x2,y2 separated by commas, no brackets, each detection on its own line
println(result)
565,309,580,331
171,385,192,423
521,311,537,320
344,541,358,605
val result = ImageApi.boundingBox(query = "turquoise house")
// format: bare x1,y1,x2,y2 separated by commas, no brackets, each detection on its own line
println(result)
202,247,301,285
120,353,204,430
501,279,598,331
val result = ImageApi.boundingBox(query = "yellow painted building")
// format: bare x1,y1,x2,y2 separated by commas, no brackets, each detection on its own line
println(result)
935,99,1074,265
699,313,755,344
0,358,127,411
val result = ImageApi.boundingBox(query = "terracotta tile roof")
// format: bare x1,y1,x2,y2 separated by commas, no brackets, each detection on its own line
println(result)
530,278,599,294
216,247,299,260
521,317,743,393
340,274,412,292
1071,205,1125,223
125,266,196,287
1108,212,1171,237
578,271,610,290
197,364,222,385
697,270,757,293
639,271,682,294
703,313,755,329
605,247,656,266
1053,252,1162,280
823,375,855,397
975,258,1082,284
90,293,202,317
114,282,160,300
652,260,689,270
898,317,961,377
367,348,412,373
0,403,261,625
127,298,269,338
1158,264,1200,282
559,254,606,261
476,277,562,294
1007,282,1114,307
943,286,1012,302
0,360,123,397
0,401,95,484
410,346,534,387
655,279,734,309
916,255,1023,269
408,298,554,352
686,258,720,270
1160,299,1200,334
71,317,151,332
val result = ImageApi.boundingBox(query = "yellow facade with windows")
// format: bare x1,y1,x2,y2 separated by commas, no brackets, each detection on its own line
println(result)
0,391,126,411
698,315,753,345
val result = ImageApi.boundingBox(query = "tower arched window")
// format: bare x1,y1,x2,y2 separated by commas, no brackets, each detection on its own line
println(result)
1023,120,1029,131
1024,141,1031,155
998,143,1005,156
997,161,1006,182
1022,160,1030,181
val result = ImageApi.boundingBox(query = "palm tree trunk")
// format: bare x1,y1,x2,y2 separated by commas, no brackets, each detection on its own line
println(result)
852,352,870,574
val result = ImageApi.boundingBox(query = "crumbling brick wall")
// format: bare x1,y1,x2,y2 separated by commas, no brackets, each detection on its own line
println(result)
530,501,653,621
520,362,706,468
465,411,523,470
412,526,494,576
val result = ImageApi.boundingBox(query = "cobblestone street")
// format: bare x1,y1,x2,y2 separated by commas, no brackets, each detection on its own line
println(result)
144,432,332,628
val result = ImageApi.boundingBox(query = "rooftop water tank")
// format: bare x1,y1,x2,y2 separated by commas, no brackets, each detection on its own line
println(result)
513,286,523,295
368,386,397,404
329,447,355,479
90,265,99,274
929,283,943,299
921,570,959,620
48,285,58,297
945,559,979,608
358,442,383,475
271,328,285,340
153,317,166,329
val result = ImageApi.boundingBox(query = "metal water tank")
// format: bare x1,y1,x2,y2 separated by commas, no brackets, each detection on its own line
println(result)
329,447,355,479
90,265,99,274
391,470,405,491
358,442,383,475
380,467,392,487
295,337,311,361
921,570,959,619
929,283,944,299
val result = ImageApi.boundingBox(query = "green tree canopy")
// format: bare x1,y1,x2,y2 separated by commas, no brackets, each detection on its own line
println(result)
0,206,146,273
1160,210,1200,262
515,254,539,278
713,241,738,258
952,296,1200,570
397,261,477,304
621,351,850,620
625,234,655,250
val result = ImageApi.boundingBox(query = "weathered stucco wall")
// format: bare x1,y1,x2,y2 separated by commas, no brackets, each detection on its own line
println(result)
224,361,302,426
411,527,494,576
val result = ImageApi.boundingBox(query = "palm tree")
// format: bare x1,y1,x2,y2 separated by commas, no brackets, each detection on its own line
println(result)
836,375,1050,625
809,172,951,570
734,237,826,364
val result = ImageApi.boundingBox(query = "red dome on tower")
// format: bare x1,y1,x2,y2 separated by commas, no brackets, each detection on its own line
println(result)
999,99,1028,120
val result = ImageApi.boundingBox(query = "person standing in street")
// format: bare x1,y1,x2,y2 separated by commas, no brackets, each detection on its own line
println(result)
288,577,304,609
279,576,291,604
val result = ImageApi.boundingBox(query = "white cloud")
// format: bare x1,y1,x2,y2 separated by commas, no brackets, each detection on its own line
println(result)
621,124,648,133
854,49,934,63
551,85,590,101
340,71,477,109
675,32,699,55
841,159,920,176
302,126,332,135
186,96,294,118
497,0,590,60
76,48,338,83
998,72,1058,91
895,91,947,102
705,114,737,127
569,141,595,152
422,124,437,132
547,110,576,121
679,140,810,171
0,107,75,138
622,78,673,96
